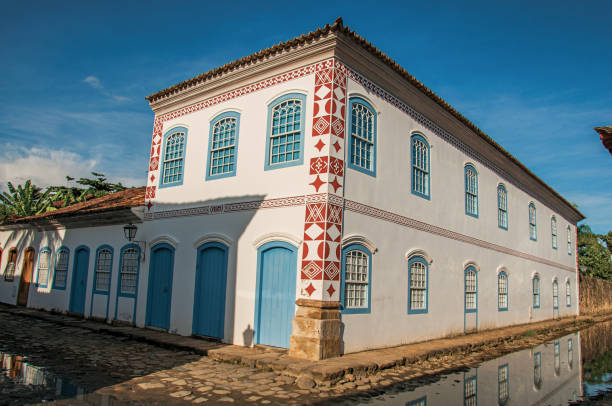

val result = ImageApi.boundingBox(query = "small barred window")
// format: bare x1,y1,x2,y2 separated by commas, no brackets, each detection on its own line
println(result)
94,248,112,292
465,166,478,217
498,185,508,229
54,249,69,287
162,131,185,185
270,99,302,165
411,135,430,198
465,268,477,310
350,101,375,172
120,248,139,295
498,272,508,310
498,365,509,405
343,250,369,309
38,249,51,286
409,259,427,311
529,203,537,240
210,116,237,176
533,275,541,308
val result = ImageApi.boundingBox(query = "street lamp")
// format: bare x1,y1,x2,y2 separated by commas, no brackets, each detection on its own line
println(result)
123,223,145,262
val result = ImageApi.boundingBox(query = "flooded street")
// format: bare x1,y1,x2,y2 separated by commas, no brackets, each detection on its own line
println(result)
2,312,612,405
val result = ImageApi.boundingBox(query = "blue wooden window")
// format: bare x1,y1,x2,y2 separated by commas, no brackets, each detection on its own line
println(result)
341,244,372,314
160,127,187,187
568,338,574,368
529,203,537,241
533,352,542,389
94,246,113,293
265,93,306,170
411,134,430,199
553,279,559,309
464,267,477,312
406,397,427,406
566,281,571,307
498,364,509,405
4,248,17,281
554,341,560,375
37,248,51,288
348,97,376,176
497,184,508,230
119,245,140,297
464,375,477,406
207,112,239,179
52,247,69,289
498,271,508,311
533,275,540,308
551,216,558,249
567,226,572,255
408,256,428,314
464,165,478,217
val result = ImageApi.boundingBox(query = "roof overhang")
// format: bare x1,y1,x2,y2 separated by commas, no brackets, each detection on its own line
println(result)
595,126,612,156
0,206,144,232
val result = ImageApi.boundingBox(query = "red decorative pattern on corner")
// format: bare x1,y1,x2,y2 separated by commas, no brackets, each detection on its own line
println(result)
145,186,156,199
300,59,347,301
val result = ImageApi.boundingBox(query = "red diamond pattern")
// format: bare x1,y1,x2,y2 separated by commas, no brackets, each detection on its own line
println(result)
327,284,335,297
305,283,316,297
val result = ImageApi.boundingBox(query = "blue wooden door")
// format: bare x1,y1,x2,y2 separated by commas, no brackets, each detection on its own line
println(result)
70,247,89,314
146,244,174,329
193,243,228,338
255,242,297,348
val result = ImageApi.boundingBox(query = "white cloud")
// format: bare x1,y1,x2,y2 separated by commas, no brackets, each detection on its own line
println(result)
82,75,131,103
83,75,103,89
0,146,98,191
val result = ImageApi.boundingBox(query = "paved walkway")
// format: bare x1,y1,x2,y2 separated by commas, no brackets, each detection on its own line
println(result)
3,303,610,387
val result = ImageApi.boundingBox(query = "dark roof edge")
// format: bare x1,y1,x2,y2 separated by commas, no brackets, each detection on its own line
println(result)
146,17,584,221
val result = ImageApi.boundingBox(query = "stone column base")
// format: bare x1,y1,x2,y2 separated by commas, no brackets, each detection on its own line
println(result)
289,299,341,360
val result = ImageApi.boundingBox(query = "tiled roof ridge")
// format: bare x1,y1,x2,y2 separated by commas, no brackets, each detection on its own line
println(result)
145,17,584,220
4,186,146,224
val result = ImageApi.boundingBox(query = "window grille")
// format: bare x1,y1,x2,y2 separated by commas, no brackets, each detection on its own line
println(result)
344,250,369,309
551,216,558,249
4,249,17,280
269,99,302,165
534,352,542,389
54,249,68,287
120,248,139,295
465,166,478,216
497,185,508,229
568,338,573,369
553,280,559,309
554,341,560,376
465,269,477,310
409,259,427,311
210,116,237,176
350,102,375,171
566,281,571,306
464,377,477,406
498,365,509,405
498,272,508,310
38,249,50,286
94,249,112,292
533,276,540,308
567,226,572,255
162,131,185,185
411,136,429,198
529,203,537,240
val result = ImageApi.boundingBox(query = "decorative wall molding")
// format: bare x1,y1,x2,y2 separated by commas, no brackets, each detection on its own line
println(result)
253,232,302,249
144,193,575,273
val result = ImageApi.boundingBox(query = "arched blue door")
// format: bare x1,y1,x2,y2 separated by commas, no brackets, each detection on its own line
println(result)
255,241,297,348
193,242,228,338
146,244,174,329
69,246,90,315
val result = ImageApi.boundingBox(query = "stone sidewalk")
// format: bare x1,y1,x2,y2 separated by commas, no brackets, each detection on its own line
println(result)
3,303,610,387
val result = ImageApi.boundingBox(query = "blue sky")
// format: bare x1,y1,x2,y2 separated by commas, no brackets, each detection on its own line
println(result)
0,1,610,232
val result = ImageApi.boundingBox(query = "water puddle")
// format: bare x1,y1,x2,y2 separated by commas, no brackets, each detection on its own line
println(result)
343,320,612,405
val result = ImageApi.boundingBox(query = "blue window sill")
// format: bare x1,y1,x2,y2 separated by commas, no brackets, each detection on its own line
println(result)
159,180,183,189
264,158,303,171
533,305,540,309
411,189,430,200
498,225,508,231
341,307,371,315
498,307,508,312
466,211,479,219
408,308,428,314
347,162,375,177
465,308,477,313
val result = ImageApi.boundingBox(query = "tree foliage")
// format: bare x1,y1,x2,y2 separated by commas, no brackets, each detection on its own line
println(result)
0,173,127,221
578,224,612,280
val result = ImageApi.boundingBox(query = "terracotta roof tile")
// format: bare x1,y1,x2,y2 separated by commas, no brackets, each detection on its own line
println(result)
4,187,145,225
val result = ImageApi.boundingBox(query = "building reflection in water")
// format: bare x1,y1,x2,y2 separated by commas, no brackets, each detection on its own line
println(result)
363,331,582,405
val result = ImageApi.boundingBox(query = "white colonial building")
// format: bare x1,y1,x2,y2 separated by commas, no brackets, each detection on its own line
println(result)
0,18,583,359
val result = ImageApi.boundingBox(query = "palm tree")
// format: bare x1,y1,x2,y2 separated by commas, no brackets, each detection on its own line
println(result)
0,180,52,218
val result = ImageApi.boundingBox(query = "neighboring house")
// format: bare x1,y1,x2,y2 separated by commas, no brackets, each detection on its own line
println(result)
595,126,612,155
0,18,584,360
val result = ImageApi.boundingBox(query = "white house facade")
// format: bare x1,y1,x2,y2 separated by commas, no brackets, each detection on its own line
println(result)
0,18,583,360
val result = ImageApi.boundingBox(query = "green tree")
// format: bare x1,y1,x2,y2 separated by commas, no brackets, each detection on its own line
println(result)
0,180,52,218
48,172,127,209
578,224,612,280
